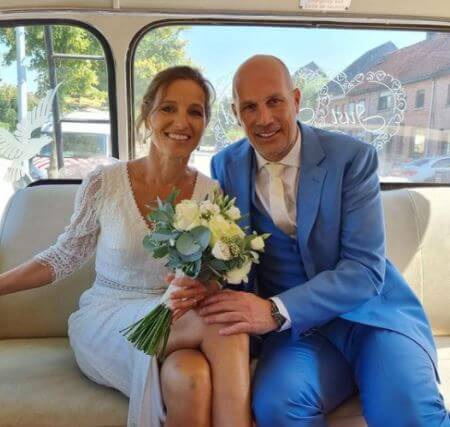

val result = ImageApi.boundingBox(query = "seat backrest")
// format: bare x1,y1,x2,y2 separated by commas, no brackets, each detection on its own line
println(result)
0,185,94,339
0,185,449,338
382,187,450,335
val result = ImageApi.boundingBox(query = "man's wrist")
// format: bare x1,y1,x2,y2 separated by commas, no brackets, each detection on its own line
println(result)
268,298,287,330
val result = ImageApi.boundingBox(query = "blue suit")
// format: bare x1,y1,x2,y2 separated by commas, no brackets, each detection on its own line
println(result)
211,123,449,427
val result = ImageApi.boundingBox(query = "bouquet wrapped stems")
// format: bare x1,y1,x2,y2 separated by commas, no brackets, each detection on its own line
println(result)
120,270,185,360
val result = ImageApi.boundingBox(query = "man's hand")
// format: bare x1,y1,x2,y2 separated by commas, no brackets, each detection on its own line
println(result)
198,290,278,335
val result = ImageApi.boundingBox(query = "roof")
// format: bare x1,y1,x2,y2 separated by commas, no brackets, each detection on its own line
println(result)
327,41,397,96
336,33,450,96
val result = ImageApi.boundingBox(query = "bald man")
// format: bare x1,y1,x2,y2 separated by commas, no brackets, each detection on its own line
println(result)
199,55,449,427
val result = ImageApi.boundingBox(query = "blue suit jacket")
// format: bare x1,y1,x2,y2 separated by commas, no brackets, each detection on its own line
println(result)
211,122,438,370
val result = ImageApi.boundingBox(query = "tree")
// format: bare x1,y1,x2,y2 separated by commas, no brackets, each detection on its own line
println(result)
134,26,192,101
0,83,37,131
0,25,107,113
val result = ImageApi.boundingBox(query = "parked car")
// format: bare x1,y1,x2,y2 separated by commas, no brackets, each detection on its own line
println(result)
389,156,450,183
31,110,116,179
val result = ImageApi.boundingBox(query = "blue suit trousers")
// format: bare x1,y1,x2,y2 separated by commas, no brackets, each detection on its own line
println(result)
253,320,449,427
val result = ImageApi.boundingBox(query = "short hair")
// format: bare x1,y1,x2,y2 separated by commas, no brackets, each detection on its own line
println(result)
137,65,215,130
232,55,293,99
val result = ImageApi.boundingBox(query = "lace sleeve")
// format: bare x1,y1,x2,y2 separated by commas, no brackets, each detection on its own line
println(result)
34,167,103,282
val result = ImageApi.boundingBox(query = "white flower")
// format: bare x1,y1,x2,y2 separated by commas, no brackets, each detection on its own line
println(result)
226,206,241,221
212,240,232,261
169,238,176,247
250,236,265,251
250,251,260,262
225,260,252,285
173,200,201,231
200,200,220,216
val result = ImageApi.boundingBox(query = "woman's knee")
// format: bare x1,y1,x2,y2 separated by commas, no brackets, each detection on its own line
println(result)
161,349,211,401
202,321,249,352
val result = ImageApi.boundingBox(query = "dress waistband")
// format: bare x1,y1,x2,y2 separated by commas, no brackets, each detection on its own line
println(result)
96,273,167,295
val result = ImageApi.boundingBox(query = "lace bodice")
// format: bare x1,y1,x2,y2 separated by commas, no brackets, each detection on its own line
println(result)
35,162,219,292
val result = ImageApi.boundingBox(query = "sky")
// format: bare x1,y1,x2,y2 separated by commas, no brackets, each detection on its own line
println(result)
182,26,425,90
1,25,426,95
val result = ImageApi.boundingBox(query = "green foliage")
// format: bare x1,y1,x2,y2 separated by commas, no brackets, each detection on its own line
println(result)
0,25,191,117
0,83,38,131
0,25,107,113
133,26,192,101
292,72,328,112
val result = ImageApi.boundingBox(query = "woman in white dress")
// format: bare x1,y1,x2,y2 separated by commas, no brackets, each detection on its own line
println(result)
0,66,251,427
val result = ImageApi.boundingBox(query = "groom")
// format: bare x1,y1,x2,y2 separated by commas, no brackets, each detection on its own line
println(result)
199,55,449,426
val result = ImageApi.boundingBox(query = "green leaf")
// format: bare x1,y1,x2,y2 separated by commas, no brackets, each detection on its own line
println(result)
143,235,160,251
190,226,211,250
179,250,203,262
182,259,201,277
149,210,170,223
165,203,175,218
166,188,180,205
209,259,228,271
176,232,200,255
149,233,173,241
153,245,170,258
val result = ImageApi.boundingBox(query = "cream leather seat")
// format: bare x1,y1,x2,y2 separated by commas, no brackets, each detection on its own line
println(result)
0,185,449,426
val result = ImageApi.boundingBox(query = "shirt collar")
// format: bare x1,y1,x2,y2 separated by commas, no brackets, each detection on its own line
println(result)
255,127,301,171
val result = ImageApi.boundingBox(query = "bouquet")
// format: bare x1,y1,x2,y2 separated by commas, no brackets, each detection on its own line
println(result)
121,189,269,359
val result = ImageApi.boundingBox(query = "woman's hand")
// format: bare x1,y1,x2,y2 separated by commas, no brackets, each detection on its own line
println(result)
165,273,222,323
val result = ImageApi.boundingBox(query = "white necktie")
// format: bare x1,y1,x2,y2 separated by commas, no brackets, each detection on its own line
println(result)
265,163,292,234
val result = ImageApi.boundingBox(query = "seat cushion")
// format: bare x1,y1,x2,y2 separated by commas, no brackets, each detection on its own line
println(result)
0,338,128,427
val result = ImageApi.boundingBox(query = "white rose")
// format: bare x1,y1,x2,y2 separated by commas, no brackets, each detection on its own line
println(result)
226,206,241,221
200,200,220,216
225,260,252,285
173,200,201,231
250,236,265,251
212,240,232,261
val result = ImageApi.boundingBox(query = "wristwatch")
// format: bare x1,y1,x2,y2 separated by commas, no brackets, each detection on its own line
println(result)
269,299,286,330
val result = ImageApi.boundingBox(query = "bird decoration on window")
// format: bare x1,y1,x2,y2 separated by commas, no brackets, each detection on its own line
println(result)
0,85,59,184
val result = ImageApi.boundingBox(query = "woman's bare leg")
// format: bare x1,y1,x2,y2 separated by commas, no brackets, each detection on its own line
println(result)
161,349,211,427
165,310,251,427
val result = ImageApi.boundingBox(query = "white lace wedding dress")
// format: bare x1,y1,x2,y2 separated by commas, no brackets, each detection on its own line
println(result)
34,161,219,427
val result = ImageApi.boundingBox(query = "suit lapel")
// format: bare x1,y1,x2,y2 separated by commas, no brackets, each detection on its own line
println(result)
296,124,327,277
227,141,255,232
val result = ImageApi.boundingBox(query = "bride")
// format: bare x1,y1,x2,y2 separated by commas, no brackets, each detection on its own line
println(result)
0,66,251,427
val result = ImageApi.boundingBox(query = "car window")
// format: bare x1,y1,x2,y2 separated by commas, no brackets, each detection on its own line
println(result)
0,23,116,217
132,25,450,185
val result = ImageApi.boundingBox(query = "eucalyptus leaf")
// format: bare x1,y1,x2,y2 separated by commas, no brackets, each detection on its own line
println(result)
190,226,211,250
143,235,160,251
176,232,200,255
150,233,174,241
179,250,203,262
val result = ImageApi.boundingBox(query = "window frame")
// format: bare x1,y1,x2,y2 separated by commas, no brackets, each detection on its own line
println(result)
415,89,426,109
127,19,450,189
0,18,119,176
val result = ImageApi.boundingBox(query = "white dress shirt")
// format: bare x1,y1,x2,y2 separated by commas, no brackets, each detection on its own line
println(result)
254,131,302,331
